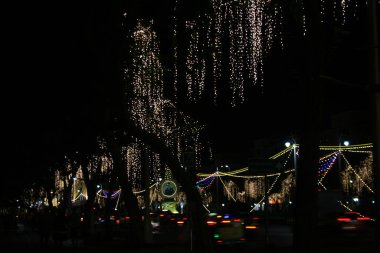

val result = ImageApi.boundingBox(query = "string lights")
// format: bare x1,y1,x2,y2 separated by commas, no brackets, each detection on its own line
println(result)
37,0,375,212
43,138,376,213
194,143,374,212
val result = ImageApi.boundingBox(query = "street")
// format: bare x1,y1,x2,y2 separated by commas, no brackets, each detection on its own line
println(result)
1,219,376,253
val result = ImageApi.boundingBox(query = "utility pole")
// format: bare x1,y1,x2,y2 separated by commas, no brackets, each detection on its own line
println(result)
368,0,380,249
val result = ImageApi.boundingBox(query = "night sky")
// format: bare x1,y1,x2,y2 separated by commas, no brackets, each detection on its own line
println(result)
2,1,372,200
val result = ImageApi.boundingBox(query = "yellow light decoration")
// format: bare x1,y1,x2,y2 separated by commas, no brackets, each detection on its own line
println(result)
319,143,373,151
340,153,374,194
218,177,237,202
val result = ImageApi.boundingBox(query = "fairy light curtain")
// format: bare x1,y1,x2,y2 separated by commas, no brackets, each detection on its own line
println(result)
181,0,284,106
173,0,370,106
124,19,208,193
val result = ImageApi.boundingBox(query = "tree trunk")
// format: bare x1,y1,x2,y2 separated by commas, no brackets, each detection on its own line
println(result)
81,157,96,239
108,136,145,246
293,1,324,253
142,148,153,243
120,118,215,253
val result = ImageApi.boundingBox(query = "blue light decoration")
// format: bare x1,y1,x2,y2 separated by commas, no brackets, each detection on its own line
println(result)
99,189,121,199
196,173,217,189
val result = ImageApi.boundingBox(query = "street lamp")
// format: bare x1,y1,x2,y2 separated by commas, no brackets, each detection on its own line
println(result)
338,138,350,173
285,140,297,179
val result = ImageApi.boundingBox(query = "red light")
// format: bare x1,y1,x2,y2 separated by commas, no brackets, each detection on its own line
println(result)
233,218,241,222
240,238,246,241
337,218,351,222
207,221,217,226
357,217,371,221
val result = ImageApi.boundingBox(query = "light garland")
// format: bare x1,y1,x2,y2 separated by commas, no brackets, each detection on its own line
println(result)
218,176,237,202
317,152,338,185
319,143,373,151
341,153,374,194
249,173,281,213
193,142,374,211
196,173,217,189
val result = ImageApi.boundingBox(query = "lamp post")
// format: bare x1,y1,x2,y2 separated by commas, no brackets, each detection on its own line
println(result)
285,141,297,181
285,139,297,249
339,139,350,198
338,138,349,172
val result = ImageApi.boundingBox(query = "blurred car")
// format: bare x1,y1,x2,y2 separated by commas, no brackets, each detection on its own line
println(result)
206,213,245,245
335,211,374,231
238,212,261,240
148,211,190,242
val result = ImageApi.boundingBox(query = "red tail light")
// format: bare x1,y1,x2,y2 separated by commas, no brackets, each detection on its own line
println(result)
337,217,351,222
207,220,217,226
357,217,371,221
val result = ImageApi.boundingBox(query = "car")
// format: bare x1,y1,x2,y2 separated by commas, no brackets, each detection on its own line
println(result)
318,210,375,232
335,211,374,231
206,213,246,245
238,212,261,240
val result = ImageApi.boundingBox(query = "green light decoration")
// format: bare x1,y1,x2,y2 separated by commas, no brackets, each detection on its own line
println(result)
160,180,178,199
161,201,179,214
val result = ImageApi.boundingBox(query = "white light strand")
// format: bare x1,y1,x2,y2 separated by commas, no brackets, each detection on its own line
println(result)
186,20,206,102
207,0,281,105
173,0,178,104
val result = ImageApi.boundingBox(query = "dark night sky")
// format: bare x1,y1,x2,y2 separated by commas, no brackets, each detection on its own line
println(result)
2,1,372,200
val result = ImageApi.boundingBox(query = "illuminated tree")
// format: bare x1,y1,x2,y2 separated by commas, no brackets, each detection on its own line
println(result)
341,153,374,196
33,1,376,252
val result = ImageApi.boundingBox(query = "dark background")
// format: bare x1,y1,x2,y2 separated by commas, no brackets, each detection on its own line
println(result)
2,1,371,199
